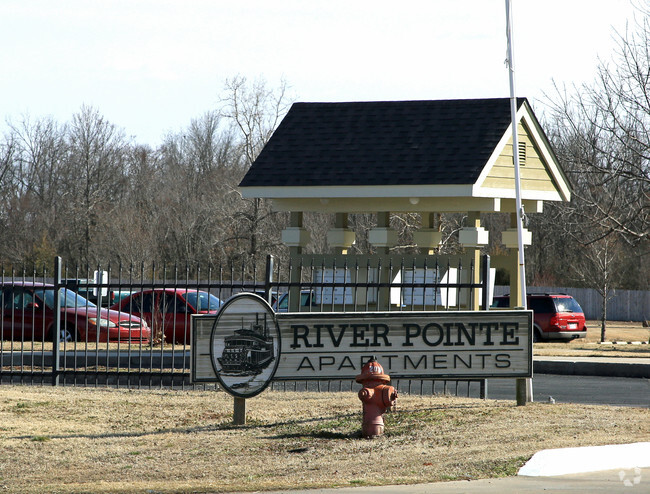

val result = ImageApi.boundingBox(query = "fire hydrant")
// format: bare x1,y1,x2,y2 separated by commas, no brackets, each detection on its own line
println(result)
355,357,398,438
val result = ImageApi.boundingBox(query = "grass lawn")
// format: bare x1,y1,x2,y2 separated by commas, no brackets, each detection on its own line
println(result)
0,387,648,493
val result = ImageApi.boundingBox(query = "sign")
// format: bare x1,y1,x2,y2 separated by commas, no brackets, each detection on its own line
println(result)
277,310,531,379
313,268,355,304
400,267,458,306
203,293,281,398
191,295,533,390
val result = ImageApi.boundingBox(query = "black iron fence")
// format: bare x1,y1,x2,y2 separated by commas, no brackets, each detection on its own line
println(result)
1,254,490,396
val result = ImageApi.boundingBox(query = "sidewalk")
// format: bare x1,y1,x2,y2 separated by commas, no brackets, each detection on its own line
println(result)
264,442,650,494
266,470,647,493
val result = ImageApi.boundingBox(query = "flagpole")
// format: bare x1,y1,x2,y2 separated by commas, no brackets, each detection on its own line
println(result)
505,0,532,405
505,0,526,309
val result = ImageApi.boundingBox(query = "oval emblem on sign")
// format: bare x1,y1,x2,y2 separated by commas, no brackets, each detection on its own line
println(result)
210,293,280,398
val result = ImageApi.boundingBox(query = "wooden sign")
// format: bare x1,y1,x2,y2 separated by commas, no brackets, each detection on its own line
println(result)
191,295,533,388
276,310,531,379
193,294,281,397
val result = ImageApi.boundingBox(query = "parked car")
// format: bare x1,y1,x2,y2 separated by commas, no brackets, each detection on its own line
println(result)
273,290,316,312
62,271,114,307
111,289,223,344
491,293,587,342
1,281,150,343
250,290,279,307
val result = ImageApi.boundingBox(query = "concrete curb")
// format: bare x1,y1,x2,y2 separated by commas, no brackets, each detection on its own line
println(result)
600,341,649,345
534,358,650,378
3,352,648,379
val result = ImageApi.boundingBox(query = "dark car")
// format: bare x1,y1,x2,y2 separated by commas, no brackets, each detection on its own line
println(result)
62,277,116,307
492,293,587,342
273,290,316,312
111,289,222,344
1,282,150,343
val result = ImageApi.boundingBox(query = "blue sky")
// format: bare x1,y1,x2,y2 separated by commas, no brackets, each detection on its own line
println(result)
1,0,640,146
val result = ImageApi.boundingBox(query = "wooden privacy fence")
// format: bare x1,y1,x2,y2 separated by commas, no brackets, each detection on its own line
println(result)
0,254,490,396
494,285,650,322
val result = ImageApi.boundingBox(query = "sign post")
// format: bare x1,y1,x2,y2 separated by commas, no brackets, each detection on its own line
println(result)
233,397,247,426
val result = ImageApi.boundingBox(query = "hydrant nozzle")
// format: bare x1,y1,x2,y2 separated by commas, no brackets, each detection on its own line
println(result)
355,357,397,438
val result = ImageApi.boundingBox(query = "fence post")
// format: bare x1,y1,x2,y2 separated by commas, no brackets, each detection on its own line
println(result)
480,379,487,399
52,256,62,386
482,254,491,310
264,255,274,305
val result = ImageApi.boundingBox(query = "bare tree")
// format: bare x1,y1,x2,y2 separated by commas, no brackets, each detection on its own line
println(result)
539,2,650,335
0,131,18,264
63,105,130,265
571,236,625,341
0,116,66,266
218,76,293,265
102,144,162,266
546,1,650,246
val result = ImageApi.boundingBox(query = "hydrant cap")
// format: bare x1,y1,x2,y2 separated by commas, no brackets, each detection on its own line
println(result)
355,357,390,383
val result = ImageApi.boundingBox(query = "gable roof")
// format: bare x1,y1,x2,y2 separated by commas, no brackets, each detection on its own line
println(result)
239,98,571,212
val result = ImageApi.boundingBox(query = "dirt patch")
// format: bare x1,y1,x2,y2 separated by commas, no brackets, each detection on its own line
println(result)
0,387,648,493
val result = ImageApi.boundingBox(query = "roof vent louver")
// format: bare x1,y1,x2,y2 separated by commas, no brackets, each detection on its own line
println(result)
518,141,527,165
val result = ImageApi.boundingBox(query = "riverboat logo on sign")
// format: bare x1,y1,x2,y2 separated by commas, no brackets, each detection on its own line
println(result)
209,294,281,398
276,310,532,380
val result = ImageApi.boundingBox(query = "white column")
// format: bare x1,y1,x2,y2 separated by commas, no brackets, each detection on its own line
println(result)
368,212,397,254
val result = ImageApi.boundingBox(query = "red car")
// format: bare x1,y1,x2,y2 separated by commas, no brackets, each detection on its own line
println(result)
492,293,587,342
1,282,151,343
110,289,223,344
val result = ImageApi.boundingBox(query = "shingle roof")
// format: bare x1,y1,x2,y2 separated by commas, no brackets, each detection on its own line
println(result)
239,98,527,188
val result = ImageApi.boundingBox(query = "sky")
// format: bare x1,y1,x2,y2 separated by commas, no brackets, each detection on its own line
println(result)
1,0,642,147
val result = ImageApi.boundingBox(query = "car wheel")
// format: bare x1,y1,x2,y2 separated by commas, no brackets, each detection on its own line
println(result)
51,325,78,343
533,330,540,343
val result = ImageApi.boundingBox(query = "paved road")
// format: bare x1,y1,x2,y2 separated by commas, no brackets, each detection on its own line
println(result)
3,351,648,407
284,373,650,407
482,374,650,407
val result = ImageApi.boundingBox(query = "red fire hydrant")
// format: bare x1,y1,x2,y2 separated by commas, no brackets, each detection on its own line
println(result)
355,357,398,438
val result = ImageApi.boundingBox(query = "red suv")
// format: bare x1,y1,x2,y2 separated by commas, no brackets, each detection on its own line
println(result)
492,293,587,342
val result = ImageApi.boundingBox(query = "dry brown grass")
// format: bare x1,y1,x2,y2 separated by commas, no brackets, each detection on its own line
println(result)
0,387,648,493
583,321,650,343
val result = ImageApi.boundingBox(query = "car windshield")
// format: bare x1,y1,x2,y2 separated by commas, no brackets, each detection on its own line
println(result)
34,288,96,309
277,292,312,310
554,297,583,313
184,291,221,311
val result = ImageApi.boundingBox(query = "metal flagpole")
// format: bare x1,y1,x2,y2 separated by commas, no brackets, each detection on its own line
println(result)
505,0,532,404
